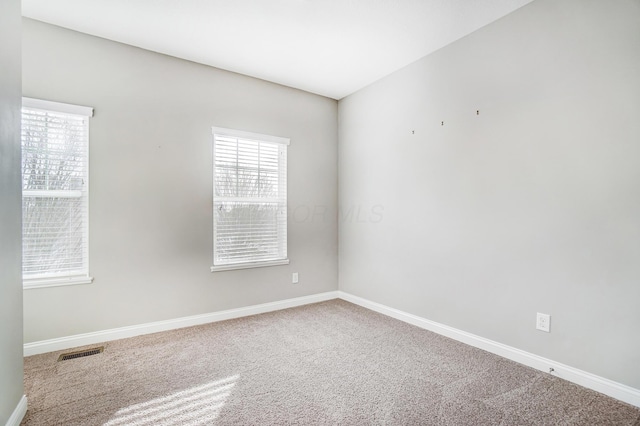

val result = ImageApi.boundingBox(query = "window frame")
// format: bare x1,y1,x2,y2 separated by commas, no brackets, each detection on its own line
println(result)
21,97,94,289
210,126,290,272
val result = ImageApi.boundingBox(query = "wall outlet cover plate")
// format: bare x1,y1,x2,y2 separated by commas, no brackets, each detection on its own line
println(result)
536,313,551,332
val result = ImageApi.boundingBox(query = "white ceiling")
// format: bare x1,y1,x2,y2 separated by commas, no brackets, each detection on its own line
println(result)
22,0,534,100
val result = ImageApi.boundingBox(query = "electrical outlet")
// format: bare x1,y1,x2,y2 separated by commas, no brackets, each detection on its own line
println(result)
536,313,551,332
292,272,299,284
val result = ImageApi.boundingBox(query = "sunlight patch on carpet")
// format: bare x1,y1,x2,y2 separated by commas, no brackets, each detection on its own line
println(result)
104,375,239,425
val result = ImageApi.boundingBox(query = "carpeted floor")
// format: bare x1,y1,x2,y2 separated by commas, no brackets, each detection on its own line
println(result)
22,299,640,425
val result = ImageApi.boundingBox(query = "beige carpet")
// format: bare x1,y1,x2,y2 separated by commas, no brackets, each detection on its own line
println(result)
22,300,640,425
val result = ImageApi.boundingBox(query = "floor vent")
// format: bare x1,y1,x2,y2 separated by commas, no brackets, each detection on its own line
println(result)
58,346,104,362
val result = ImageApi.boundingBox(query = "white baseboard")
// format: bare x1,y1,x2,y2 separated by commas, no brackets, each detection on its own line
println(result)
24,291,339,357
5,395,27,426
338,291,640,408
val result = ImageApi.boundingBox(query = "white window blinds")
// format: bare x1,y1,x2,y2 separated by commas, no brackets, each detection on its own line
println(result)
211,127,289,271
21,98,93,286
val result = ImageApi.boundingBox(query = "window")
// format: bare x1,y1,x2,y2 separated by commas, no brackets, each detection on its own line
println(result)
211,127,289,271
21,98,93,288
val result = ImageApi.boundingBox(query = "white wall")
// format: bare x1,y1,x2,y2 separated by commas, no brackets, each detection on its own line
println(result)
0,0,24,421
339,0,640,389
22,19,338,343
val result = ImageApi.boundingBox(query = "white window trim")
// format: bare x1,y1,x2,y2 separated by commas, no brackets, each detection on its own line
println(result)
210,259,290,272
24,275,94,290
23,97,94,117
211,127,289,272
21,97,94,288
211,127,290,146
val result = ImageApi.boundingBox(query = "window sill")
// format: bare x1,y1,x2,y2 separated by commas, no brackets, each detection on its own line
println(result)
24,276,94,289
211,259,289,272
